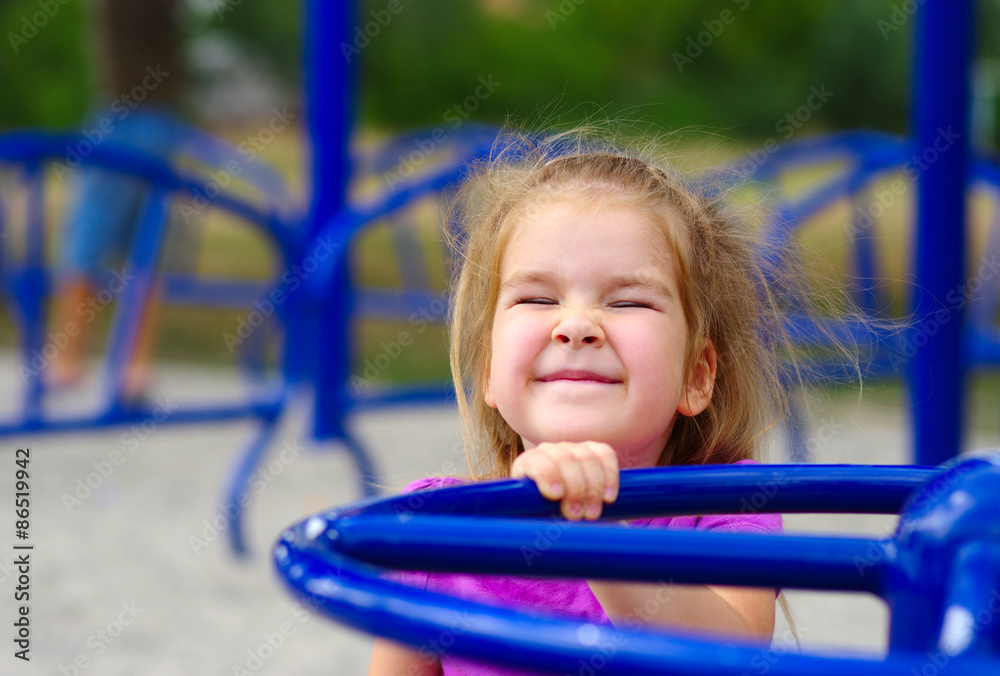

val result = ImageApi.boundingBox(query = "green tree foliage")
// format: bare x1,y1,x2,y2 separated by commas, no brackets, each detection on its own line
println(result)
1,0,89,130
357,0,912,140
6,0,1000,143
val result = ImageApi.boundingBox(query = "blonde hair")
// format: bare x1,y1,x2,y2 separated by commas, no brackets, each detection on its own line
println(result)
445,127,843,481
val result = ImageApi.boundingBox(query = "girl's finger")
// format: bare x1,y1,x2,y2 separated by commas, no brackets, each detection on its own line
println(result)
512,450,565,500
590,442,620,503
553,451,587,520
575,448,608,520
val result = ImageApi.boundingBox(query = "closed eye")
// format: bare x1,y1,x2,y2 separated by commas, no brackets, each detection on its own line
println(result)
610,301,653,309
515,297,557,305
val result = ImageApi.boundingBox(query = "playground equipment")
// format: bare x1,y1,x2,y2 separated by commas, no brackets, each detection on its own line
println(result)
266,0,999,670
0,127,294,433
0,1,497,555
735,0,978,466
0,118,497,554
0,0,990,558
275,453,1000,675
717,128,1000,461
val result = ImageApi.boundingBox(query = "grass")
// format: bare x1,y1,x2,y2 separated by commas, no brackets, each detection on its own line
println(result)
2,124,999,435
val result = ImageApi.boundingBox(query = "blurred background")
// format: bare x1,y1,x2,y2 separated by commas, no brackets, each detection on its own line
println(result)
2,0,1000,407
3,1,1000,674
2,0,1000,394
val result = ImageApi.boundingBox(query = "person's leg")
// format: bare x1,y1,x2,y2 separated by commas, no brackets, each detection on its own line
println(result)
47,276,95,387
54,165,143,389
121,281,161,400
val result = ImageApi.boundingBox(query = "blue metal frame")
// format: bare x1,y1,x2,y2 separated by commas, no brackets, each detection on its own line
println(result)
0,132,293,430
0,122,498,555
728,132,1000,374
1,0,986,557
910,0,972,465
274,456,1000,674
0,132,295,555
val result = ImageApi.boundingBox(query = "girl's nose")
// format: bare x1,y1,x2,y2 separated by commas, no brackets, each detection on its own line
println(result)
552,310,605,347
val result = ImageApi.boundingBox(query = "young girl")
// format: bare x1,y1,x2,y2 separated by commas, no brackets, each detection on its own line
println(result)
369,130,801,676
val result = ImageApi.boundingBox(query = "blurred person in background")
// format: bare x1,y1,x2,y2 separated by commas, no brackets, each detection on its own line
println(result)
49,0,184,401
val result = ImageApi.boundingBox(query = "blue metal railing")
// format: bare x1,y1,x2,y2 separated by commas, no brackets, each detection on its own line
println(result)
274,455,1000,674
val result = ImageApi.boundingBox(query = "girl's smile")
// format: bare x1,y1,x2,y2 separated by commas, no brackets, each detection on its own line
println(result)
484,198,712,469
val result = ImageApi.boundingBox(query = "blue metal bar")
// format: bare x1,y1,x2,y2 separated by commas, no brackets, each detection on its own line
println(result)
350,383,455,409
224,414,282,557
333,514,890,593
349,465,939,519
312,244,354,440
336,427,380,498
0,133,295,256
936,541,1000,657
848,156,889,316
274,457,1000,675
353,288,450,320
304,0,355,237
296,0,356,424
20,161,45,423
101,187,171,408
2,267,278,309
275,541,995,676
0,397,284,435
910,0,972,464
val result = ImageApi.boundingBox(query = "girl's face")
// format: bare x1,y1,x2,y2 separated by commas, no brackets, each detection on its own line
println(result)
485,199,715,469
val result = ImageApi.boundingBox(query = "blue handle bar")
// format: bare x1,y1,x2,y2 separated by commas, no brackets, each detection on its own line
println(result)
274,460,1000,674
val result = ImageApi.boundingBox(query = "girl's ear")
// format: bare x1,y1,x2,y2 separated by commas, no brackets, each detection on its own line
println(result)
677,340,717,417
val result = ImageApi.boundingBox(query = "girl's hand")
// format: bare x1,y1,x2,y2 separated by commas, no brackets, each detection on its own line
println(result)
511,441,619,520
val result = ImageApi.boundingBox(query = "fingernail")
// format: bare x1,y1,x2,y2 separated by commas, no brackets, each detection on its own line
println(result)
569,503,583,518
550,482,563,496
585,503,601,520
604,486,616,501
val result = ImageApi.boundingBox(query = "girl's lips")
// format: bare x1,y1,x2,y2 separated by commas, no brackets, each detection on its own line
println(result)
538,370,620,383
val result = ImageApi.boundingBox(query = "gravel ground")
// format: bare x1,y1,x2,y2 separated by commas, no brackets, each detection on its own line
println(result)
0,361,995,675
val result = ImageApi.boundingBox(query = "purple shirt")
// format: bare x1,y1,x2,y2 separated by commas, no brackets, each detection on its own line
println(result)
393,461,783,676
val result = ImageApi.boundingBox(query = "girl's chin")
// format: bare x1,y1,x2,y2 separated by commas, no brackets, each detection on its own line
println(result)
521,430,619,448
